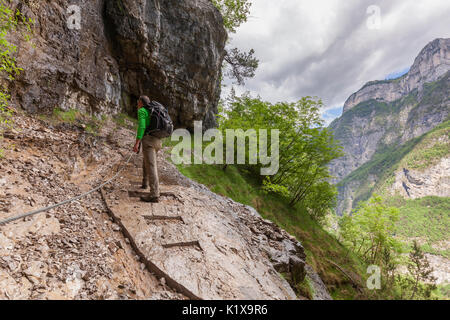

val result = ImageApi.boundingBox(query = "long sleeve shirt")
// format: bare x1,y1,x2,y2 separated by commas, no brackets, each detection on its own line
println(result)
136,107,150,140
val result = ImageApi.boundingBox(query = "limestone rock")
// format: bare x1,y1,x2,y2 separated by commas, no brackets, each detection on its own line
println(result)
391,158,450,199
329,38,450,214
343,38,450,113
105,0,227,129
9,0,226,129
101,150,309,300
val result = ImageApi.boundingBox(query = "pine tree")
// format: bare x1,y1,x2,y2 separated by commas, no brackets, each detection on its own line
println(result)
407,240,437,299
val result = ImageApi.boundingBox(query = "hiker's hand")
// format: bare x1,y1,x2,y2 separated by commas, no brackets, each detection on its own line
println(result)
133,142,140,154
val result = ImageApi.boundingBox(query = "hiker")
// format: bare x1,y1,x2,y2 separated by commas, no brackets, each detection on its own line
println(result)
133,95,173,203
133,96,162,203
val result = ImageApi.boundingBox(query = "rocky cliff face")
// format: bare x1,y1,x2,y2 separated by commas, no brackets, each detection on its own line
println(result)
329,38,450,214
330,39,450,182
387,121,450,200
391,158,450,199
343,38,450,113
9,0,226,129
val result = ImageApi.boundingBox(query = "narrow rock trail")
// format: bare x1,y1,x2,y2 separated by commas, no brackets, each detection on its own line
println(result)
0,112,331,300
0,114,186,299
101,154,300,299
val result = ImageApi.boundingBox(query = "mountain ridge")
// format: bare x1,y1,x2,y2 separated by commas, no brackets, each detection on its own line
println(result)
329,38,450,191
328,39,449,288
343,38,450,113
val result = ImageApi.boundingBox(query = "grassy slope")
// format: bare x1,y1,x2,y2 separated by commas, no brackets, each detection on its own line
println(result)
339,119,449,207
386,196,450,258
175,162,370,299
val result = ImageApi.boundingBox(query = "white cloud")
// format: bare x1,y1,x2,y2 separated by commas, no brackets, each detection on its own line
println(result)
222,0,450,122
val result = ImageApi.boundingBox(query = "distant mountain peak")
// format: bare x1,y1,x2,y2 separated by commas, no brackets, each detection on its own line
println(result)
329,38,450,215
343,38,450,113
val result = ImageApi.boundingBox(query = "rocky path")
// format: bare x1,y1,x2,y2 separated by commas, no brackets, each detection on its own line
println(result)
101,154,302,299
0,112,331,300
0,114,185,299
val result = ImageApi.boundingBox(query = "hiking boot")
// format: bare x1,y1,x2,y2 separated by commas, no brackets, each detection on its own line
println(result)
140,196,159,203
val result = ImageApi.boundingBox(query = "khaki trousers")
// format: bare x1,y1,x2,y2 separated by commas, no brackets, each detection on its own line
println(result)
142,135,162,198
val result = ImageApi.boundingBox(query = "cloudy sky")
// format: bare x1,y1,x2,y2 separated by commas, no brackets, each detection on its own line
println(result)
222,0,450,124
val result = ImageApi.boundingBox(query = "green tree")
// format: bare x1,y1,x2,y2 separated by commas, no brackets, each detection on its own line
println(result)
211,0,258,86
219,93,342,220
406,240,437,299
224,47,259,85
394,240,438,300
381,247,398,293
211,0,251,33
339,195,402,265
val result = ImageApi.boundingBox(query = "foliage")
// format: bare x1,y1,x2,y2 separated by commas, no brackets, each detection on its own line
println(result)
0,89,11,130
385,196,450,257
211,0,251,33
219,93,343,220
0,0,33,133
295,274,315,299
53,108,81,123
321,211,340,238
407,240,437,299
339,195,402,266
395,241,437,300
224,48,259,85
41,108,108,136
262,178,290,198
113,112,138,131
